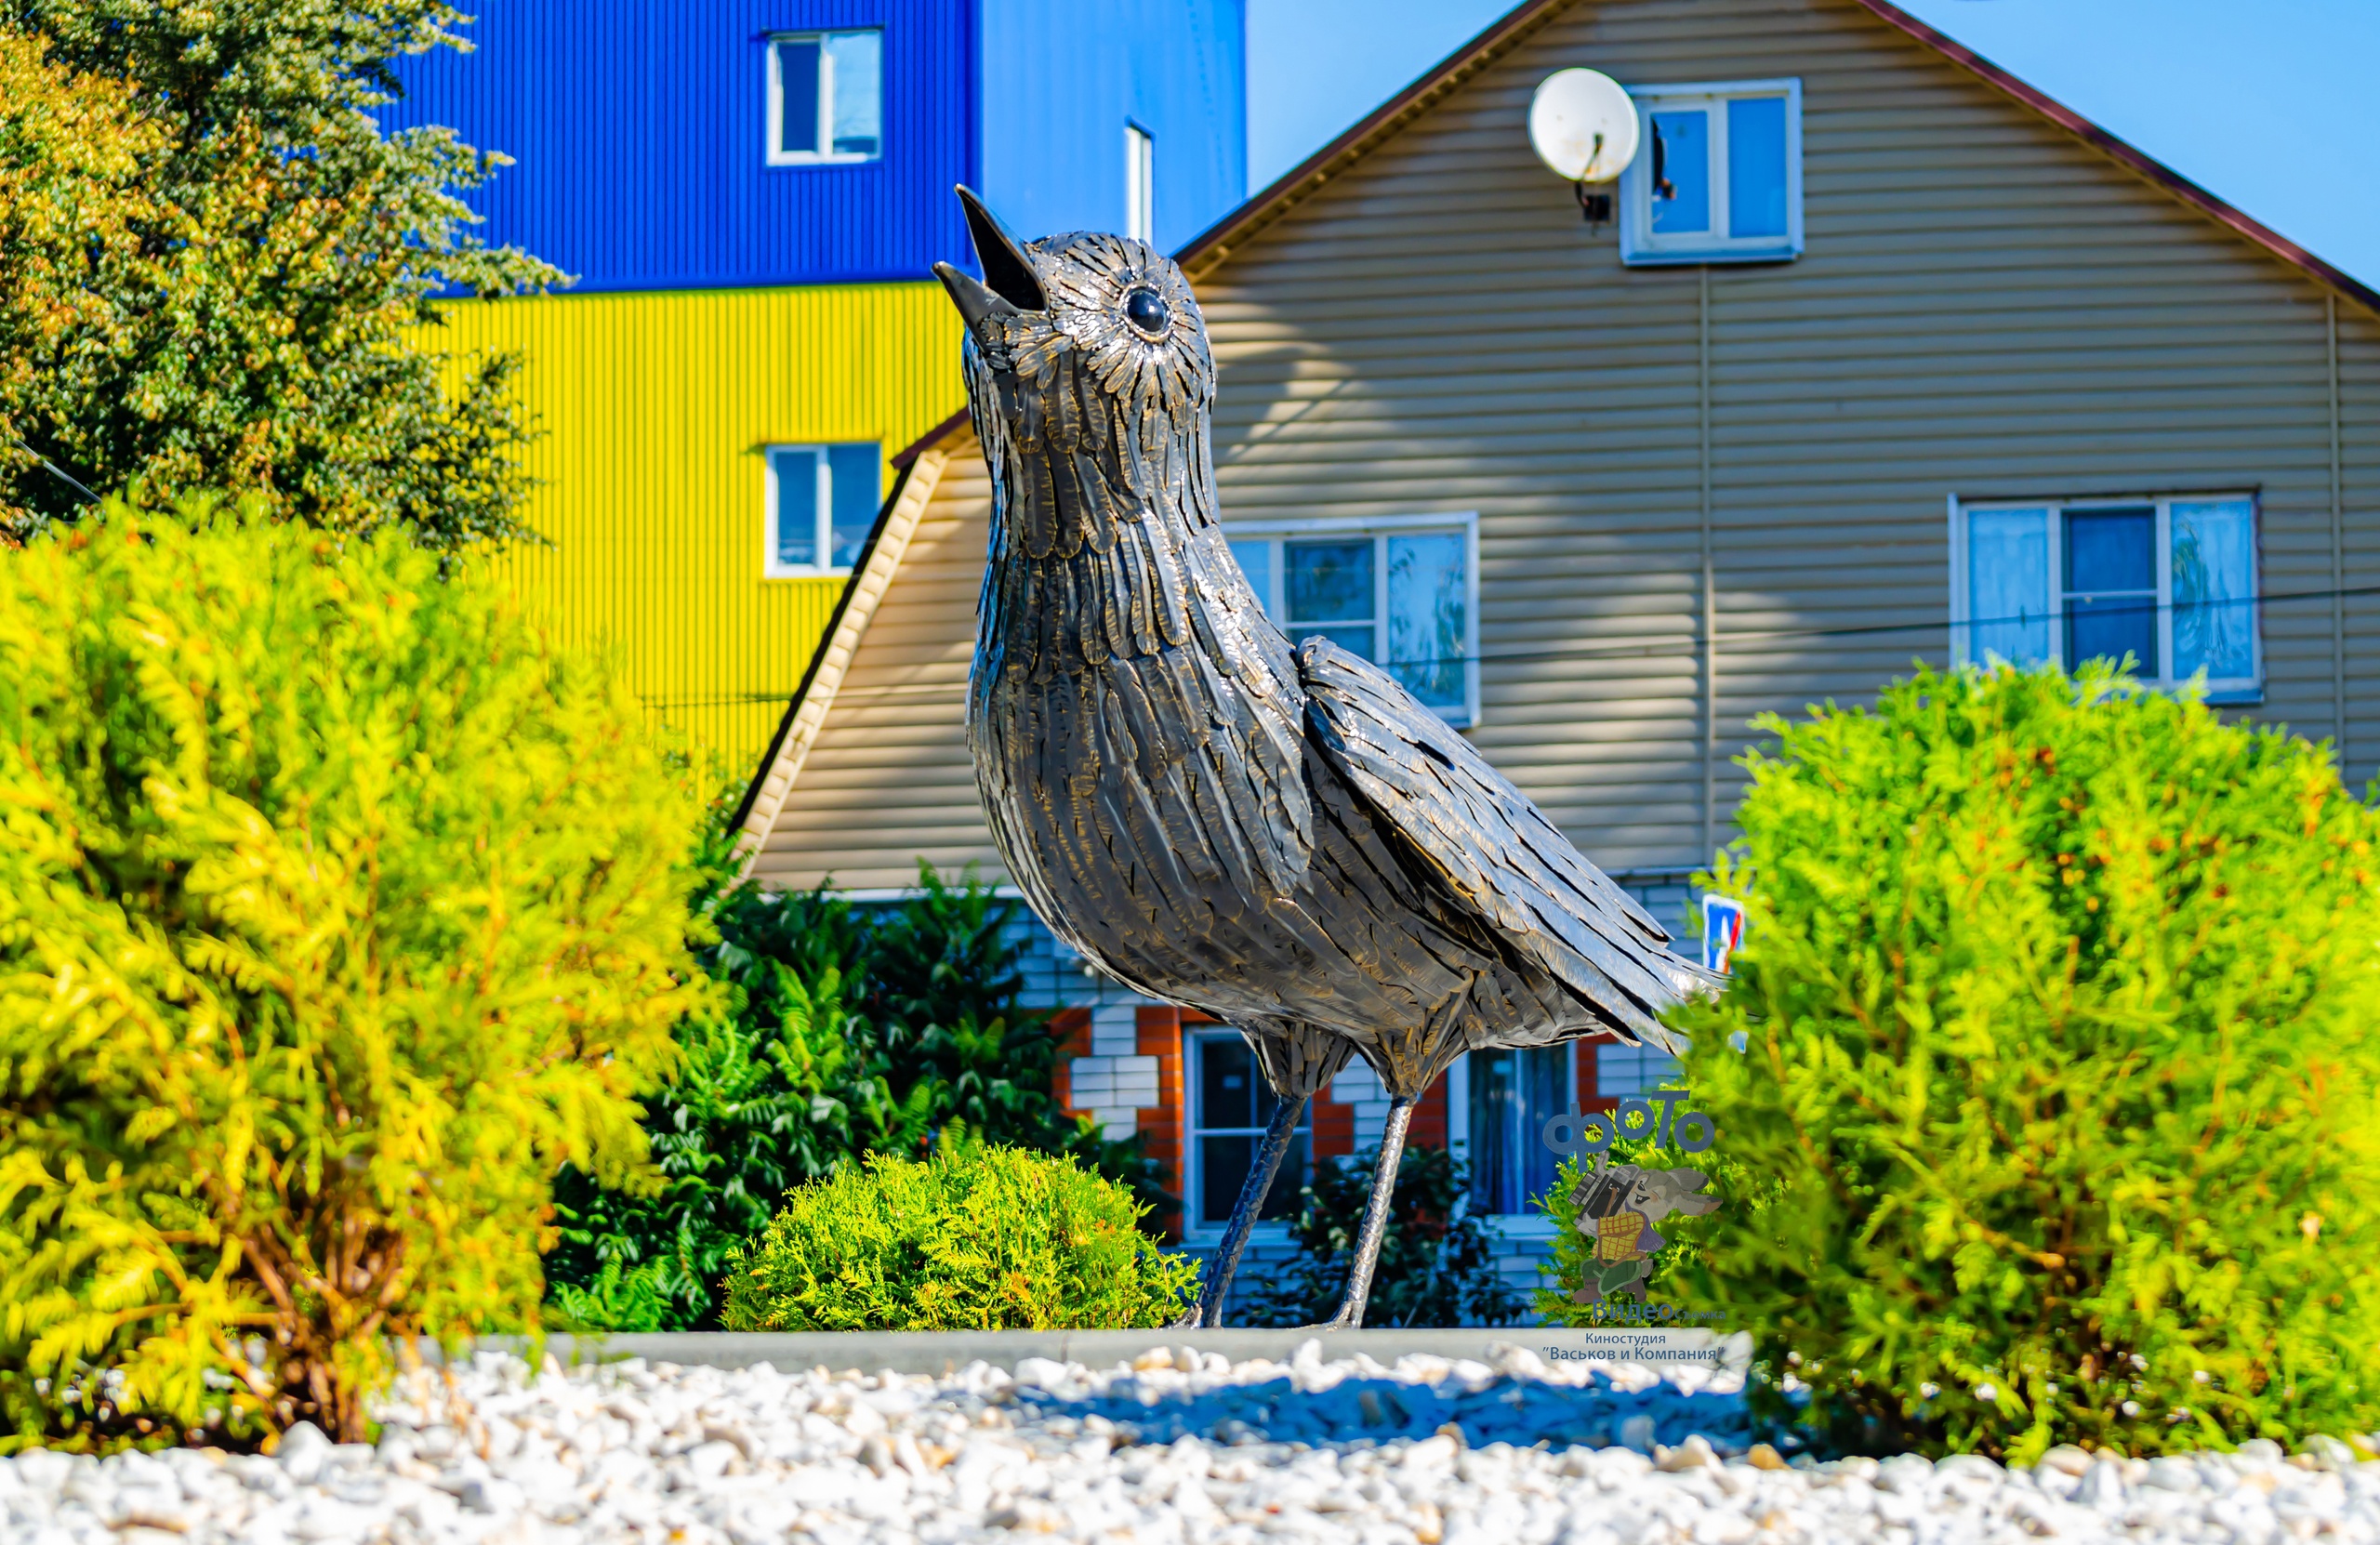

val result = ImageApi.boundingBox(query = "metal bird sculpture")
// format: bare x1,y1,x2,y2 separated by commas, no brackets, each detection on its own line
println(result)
934,189,1712,1327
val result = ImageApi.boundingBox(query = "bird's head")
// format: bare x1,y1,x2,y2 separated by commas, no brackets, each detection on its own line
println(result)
932,187,1217,561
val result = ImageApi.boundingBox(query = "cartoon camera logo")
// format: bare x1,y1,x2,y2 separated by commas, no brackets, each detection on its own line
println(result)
1543,1097,1720,1304
1540,896,1738,1306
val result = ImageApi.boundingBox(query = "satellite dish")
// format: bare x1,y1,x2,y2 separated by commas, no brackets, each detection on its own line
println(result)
1527,68,1639,184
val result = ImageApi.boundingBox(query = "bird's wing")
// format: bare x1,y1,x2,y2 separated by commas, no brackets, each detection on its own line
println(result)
1296,637,1715,1047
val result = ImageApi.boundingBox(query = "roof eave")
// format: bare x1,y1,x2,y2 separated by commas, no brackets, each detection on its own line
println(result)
1847,0,2380,318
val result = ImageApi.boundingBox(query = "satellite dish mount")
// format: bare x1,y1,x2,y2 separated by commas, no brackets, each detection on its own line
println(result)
1527,69,1640,230
1575,135,1611,224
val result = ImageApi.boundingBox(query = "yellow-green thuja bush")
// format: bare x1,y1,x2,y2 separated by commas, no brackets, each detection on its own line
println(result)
720,1137,1197,1332
1670,664,2380,1460
0,500,709,1448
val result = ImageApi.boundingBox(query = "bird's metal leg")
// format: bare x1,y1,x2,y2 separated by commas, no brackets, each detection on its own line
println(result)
1186,1092,1308,1327
1320,1094,1415,1330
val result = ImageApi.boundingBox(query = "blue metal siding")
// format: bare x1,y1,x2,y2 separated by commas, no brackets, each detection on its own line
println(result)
980,0,1248,254
384,1,978,290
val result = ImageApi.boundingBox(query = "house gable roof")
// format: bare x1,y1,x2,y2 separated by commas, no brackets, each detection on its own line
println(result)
1177,0,2380,314
731,442,954,852
734,0,2377,863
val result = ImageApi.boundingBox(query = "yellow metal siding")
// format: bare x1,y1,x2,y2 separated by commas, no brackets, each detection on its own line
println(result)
432,283,966,771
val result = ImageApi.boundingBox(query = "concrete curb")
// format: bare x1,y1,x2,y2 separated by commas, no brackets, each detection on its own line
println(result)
496,1327,1750,1379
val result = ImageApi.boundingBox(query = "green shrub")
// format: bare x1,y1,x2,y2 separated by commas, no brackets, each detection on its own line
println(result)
719,1137,1196,1331
0,501,707,1447
546,865,1161,1332
1669,662,2380,1460
1244,1143,1518,1328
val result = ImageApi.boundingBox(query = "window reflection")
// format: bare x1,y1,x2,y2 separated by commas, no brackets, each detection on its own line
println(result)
1651,110,1711,234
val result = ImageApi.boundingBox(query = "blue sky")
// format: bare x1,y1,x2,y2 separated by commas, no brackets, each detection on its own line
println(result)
1249,0,2380,289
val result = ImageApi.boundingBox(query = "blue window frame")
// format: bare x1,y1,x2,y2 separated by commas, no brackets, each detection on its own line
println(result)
1620,79,1803,265
768,30,882,165
1459,1045,1573,1217
1950,494,2261,698
1225,514,1481,726
1188,1031,1308,1229
766,443,880,575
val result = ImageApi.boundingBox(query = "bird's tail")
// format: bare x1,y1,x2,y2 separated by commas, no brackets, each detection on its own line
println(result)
1631,955,1725,1056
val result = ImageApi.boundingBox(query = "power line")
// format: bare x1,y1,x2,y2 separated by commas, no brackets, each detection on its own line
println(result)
671,579,2370,710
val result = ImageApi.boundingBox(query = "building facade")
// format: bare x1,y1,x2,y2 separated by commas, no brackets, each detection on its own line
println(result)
733,0,2380,1314
385,1,1249,764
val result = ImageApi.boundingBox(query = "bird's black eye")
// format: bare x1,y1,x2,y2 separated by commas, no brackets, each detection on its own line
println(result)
1124,288,1170,337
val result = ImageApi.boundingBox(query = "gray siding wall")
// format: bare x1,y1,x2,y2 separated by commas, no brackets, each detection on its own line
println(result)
1192,0,2380,872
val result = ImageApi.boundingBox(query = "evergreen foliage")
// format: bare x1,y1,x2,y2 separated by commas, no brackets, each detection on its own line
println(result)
0,4,558,542
1244,1143,1519,1328
0,502,706,1448
545,865,1164,1332
1670,663,2380,1460
719,1138,1197,1332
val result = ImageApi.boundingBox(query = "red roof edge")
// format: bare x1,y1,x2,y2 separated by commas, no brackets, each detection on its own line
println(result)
1846,0,2380,317
893,406,972,469
1172,0,1575,278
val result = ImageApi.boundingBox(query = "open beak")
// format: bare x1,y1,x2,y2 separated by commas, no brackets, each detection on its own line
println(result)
933,185,1047,330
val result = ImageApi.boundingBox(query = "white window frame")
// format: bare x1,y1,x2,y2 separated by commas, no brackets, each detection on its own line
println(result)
1125,122,1155,243
1618,78,1804,266
1446,1044,1577,1231
762,443,876,578
1223,511,1483,728
766,29,883,166
1184,1027,1309,1242
1947,492,2264,701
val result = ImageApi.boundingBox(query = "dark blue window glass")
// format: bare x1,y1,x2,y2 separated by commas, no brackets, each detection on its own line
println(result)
1468,1047,1570,1215
1195,1037,1307,1225
1651,110,1711,234
1286,539,1375,661
2064,508,2157,675
1727,96,1789,239
826,444,880,567
775,39,821,155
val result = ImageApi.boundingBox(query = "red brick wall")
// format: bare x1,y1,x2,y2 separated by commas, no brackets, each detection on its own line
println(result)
1579,1030,1621,1111
1311,1077,1354,1159
1410,1069,1449,1150
1135,1004,1186,1236
1049,1007,1091,1114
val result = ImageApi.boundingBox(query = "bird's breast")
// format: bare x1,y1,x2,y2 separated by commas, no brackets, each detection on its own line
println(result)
970,534,1316,948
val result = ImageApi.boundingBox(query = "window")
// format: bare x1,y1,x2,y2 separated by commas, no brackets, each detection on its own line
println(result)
1454,1046,1573,1217
1225,514,1480,726
765,443,880,575
1188,1031,1308,1230
768,30,882,165
1950,495,2260,697
1618,80,1802,265
1125,123,1155,243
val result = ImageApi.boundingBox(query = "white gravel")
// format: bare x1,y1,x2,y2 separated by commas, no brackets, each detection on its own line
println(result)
6,1346,2378,1544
